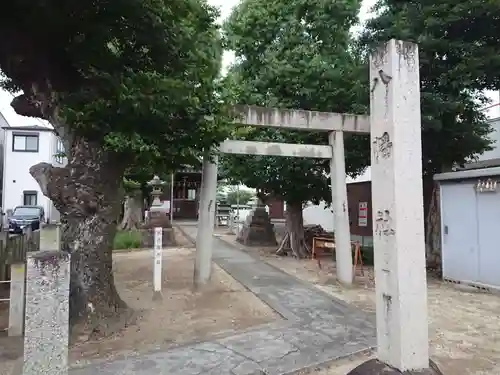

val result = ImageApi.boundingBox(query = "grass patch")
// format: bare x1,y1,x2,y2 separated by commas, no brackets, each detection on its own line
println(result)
114,230,142,250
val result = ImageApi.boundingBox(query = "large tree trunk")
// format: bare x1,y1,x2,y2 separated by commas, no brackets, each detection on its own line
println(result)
424,180,442,274
284,201,309,258
30,137,132,338
120,191,143,231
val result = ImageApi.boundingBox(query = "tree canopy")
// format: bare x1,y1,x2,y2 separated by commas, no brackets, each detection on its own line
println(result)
0,0,231,329
360,0,500,265
221,0,370,207
361,0,498,176
225,187,255,206
0,0,229,169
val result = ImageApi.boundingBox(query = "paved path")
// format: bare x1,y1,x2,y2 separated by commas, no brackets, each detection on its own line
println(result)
70,224,375,375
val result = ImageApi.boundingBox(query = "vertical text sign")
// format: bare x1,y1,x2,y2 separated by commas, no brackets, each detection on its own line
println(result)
358,202,368,227
154,227,162,293
369,39,429,371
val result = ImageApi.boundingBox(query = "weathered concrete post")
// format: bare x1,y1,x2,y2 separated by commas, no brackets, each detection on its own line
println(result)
23,250,70,375
348,40,441,374
153,227,163,299
8,262,25,336
194,152,218,287
329,130,353,285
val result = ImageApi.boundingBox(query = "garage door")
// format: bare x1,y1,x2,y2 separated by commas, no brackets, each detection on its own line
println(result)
441,182,479,284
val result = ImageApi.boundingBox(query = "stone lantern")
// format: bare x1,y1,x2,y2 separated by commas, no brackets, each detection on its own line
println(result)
140,175,176,247
148,175,166,207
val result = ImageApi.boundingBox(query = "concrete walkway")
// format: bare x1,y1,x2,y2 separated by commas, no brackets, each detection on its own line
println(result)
70,224,375,375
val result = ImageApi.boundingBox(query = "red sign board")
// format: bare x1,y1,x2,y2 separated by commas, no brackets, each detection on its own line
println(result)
358,202,368,227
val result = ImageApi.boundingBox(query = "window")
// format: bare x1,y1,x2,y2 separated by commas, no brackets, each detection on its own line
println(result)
55,139,65,164
23,191,38,206
13,133,39,152
187,189,196,200
14,205,40,216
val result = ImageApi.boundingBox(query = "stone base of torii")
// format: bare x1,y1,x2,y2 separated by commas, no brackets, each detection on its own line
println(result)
348,359,443,375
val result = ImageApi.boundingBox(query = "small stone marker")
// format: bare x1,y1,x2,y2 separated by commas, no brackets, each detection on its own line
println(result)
23,250,70,375
153,227,163,300
8,262,25,336
55,224,61,250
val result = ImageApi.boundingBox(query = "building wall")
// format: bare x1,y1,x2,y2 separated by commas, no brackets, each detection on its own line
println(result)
303,201,333,231
302,181,373,238
346,181,373,237
268,197,284,219
3,128,57,220
47,136,66,222
440,178,500,289
159,172,201,220
0,114,8,204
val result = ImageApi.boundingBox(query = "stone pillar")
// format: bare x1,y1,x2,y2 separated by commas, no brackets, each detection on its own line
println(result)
194,152,218,287
348,40,440,375
8,262,25,336
153,227,163,300
56,224,61,250
23,251,70,375
329,130,353,285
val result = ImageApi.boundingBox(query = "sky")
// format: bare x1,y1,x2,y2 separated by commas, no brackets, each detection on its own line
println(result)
0,0,497,126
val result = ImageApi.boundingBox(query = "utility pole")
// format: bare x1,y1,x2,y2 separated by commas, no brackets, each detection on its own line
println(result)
170,172,174,223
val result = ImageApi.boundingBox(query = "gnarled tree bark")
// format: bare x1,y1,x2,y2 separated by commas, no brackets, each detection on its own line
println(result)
120,191,143,231
12,85,134,338
424,181,442,274
284,201,309,258
30,137,132,337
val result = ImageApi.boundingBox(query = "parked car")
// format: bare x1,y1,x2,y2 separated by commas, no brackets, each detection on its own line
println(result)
8,205,45,234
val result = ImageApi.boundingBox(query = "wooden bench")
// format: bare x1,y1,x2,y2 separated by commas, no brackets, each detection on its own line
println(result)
311,236,364,278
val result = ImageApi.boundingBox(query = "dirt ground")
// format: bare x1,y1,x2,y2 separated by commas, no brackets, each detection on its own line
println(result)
0,228,277,373
218,231,500,375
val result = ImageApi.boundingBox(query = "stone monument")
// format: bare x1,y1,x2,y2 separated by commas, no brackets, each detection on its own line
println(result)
23,250,70,375
236,199,277,246
346,40,442,374
141,175,176,247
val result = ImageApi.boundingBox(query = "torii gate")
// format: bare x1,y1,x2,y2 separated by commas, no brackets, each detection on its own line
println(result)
196,106,368,286
195,40,439,374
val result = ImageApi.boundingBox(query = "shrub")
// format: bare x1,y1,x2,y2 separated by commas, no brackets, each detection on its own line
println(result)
113,230,142,250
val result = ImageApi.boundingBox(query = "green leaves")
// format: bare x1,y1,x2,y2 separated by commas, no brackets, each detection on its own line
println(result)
0,0,232,174
220,0,369,204
362,0,497,174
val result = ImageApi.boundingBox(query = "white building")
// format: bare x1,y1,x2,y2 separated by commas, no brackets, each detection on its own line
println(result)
434,112,500,289
2,125,65,222
0,112,9,203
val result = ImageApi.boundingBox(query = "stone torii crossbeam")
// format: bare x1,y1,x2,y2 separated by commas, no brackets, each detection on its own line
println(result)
196,108,362,286
195,39,442,374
